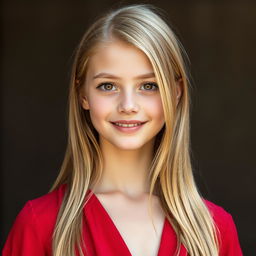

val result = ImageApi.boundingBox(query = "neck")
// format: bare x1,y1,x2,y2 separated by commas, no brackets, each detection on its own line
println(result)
92,136,157,197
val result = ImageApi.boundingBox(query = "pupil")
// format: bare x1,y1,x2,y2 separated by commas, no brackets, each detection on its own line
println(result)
106,84,112,90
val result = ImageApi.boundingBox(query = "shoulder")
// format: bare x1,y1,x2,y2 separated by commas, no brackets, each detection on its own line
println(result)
202,198,243,255
23,183,67,238
202,198,235,236
203,198,232,227
15,182,67,221
2,184,67,255
27,183,67,219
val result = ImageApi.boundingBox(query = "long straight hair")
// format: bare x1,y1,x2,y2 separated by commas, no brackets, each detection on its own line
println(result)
50,4,220,256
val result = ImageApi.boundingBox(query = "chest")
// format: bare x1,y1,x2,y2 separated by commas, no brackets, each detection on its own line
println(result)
95,193,166,256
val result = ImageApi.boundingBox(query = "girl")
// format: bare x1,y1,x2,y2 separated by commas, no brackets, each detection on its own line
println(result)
3,4,243,256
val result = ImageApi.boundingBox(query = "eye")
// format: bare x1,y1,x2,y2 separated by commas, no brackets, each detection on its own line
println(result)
96,82,159,92
141,82,158,91
96,82,116,91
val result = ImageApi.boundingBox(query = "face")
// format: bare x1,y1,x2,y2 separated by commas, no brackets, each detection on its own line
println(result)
80,39,165,151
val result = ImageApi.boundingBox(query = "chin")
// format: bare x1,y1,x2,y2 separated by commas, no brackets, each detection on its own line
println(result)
113,140,149,151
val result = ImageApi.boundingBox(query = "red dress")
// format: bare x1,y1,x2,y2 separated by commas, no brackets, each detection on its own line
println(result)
2,184,243,256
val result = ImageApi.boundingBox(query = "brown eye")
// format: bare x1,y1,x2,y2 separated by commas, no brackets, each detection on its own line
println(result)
96,83,116,91
141,82,158,91
96,82,158,92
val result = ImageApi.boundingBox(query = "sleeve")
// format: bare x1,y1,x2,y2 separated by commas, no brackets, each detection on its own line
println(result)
2,201,45,256
220,212,243,256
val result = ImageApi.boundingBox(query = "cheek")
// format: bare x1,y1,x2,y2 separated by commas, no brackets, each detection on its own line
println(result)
145,96,165,122
88,96,112,123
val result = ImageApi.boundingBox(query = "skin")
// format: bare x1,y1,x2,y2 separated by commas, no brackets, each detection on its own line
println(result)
79,39,183,255
80,39,183,199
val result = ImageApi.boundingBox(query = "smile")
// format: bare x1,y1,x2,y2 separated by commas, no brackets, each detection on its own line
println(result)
114,122,142,127
110,121,147,133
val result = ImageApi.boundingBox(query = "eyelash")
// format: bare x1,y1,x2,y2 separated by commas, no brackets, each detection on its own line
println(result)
96,82,159,92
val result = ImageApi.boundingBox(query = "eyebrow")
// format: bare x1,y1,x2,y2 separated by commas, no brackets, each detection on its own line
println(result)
92,72,155,80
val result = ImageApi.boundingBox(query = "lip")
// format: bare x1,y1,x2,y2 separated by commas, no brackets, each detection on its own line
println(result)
111,120,147,124
110,121,147,134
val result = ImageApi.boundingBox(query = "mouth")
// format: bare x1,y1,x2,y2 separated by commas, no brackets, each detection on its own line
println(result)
110,121,148,133
110,121,147,127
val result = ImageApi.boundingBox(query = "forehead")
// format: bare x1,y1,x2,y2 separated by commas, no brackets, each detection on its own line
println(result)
86,40,154,78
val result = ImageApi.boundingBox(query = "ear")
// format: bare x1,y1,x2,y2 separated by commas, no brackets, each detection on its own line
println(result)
175,78,183,106
79,92,90,110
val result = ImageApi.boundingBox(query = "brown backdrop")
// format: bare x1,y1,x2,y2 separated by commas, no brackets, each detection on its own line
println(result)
2,1,255,254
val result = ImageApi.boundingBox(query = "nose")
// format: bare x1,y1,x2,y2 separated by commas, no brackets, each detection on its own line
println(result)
117,89,139,114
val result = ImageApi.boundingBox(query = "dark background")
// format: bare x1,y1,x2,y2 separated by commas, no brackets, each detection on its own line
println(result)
1,0,255,254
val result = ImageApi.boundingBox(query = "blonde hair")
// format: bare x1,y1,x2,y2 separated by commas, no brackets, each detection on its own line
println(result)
50,3,220,256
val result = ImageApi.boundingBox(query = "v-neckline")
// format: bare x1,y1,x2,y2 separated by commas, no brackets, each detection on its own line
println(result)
88,189,167,256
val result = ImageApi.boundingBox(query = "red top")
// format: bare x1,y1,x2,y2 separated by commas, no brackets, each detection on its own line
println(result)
2,184,243,256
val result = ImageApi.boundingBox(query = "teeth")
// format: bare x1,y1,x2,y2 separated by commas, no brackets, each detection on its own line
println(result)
114,122,142,127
